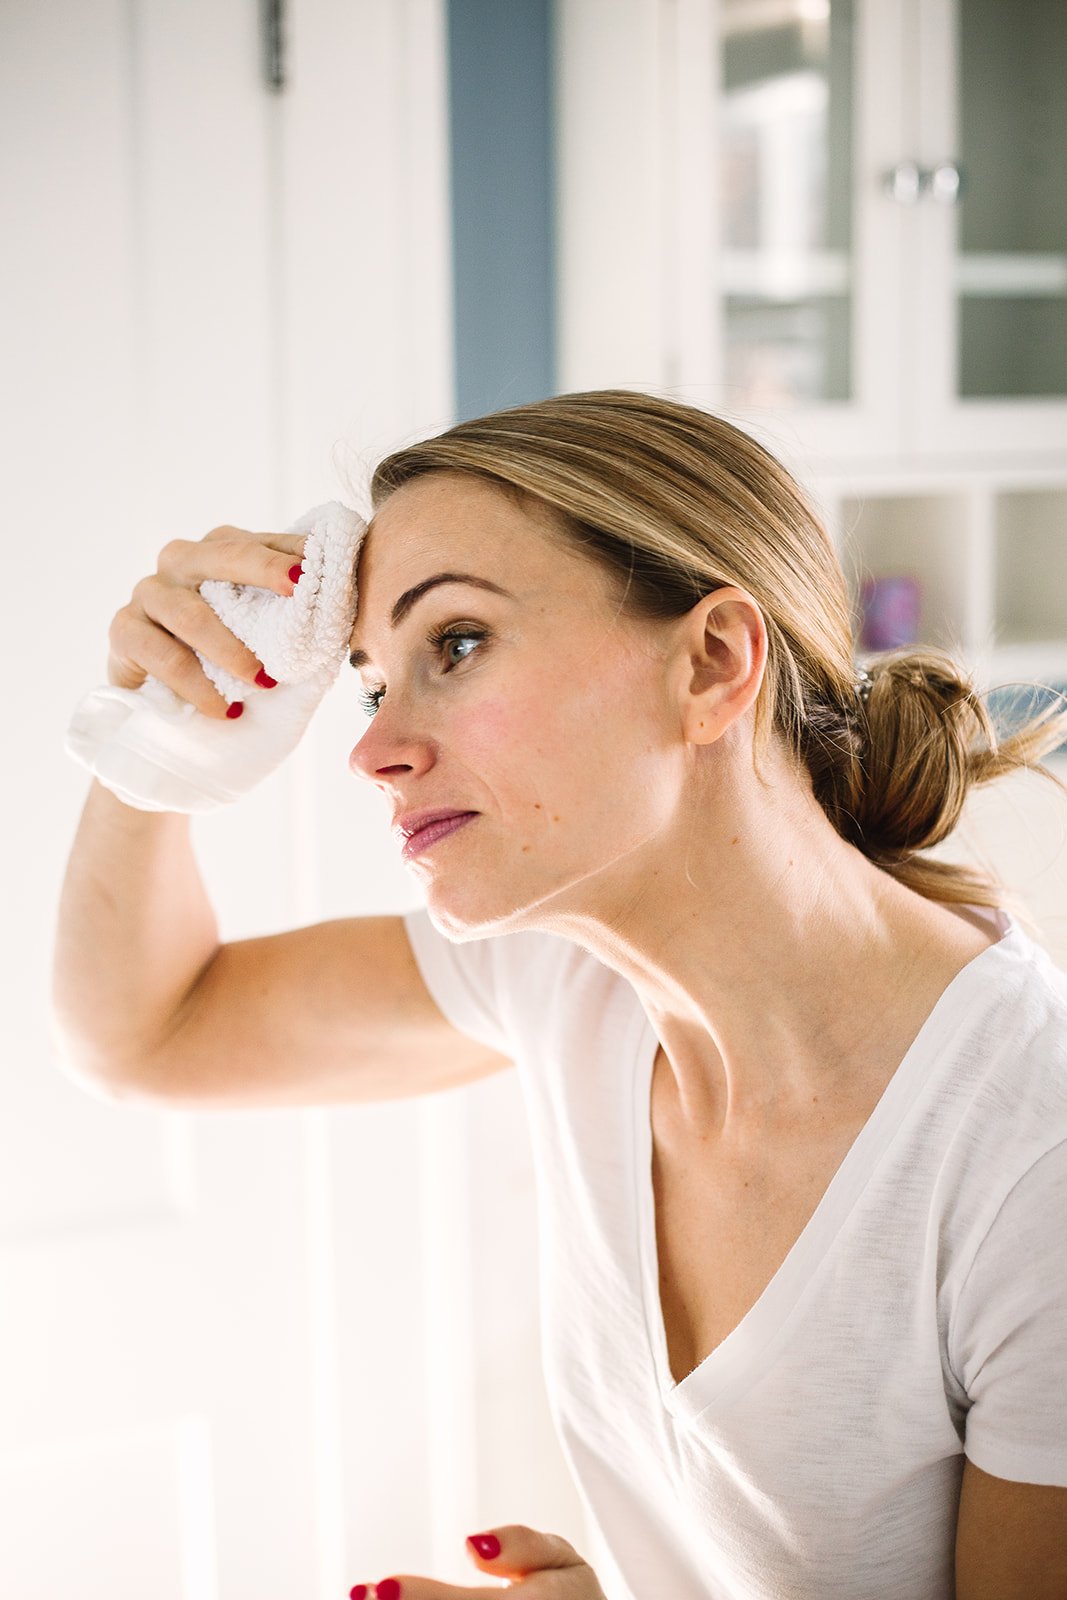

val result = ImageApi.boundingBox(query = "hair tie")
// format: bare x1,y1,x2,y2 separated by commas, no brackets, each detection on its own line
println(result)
855,665,873,705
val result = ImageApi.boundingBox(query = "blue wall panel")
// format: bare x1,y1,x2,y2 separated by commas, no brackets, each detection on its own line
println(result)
446,0,558,420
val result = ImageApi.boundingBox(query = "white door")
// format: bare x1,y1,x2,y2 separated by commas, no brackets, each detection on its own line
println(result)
0,6,328,1592
1,2,590,1596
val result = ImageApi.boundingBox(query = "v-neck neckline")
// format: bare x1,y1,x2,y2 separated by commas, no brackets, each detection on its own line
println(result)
630,909,1016,1423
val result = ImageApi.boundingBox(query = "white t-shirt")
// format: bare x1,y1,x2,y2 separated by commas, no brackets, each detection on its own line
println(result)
401,900,1067,1600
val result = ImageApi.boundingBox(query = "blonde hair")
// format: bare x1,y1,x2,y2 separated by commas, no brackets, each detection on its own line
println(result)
368,388,1067,911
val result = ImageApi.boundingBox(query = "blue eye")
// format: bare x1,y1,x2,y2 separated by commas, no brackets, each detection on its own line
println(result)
357,624,487,718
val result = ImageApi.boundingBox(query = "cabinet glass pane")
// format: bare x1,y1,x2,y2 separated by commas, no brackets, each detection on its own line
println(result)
958,0,1067,399
719,0,854,405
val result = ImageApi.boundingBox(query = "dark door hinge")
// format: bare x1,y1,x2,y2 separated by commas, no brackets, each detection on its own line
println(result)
261,0,286,92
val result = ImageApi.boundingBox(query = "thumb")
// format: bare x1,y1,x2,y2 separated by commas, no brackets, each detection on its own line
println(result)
465,1524,586,1581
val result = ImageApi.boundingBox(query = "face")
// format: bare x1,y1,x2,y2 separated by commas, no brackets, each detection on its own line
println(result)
346,471,700,940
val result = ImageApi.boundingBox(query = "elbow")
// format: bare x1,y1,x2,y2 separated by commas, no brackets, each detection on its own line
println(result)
49,1016,148,1107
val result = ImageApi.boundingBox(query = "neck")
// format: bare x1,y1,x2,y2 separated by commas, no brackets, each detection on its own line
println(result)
532,749,986,1138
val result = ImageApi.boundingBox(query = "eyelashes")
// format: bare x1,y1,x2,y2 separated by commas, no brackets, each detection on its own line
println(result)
357,686,383,716
356,623,488,718
356,687,384,716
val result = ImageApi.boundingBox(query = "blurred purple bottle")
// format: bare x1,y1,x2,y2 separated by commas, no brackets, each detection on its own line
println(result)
860,575,921,650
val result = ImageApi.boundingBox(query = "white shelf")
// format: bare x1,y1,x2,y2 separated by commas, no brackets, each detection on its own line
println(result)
822,476,1067,690
722,249,850,300
956,254,1067,299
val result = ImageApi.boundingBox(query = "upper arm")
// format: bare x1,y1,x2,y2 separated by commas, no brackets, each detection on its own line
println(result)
109,914,514,1109
955,1459,1067,1599
950,1138,1067,1597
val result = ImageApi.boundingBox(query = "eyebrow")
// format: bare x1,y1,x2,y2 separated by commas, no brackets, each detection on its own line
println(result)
348,572,516,669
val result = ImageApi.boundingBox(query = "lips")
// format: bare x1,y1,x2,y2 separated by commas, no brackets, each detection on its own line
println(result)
401,812,478,858
393,807,478,842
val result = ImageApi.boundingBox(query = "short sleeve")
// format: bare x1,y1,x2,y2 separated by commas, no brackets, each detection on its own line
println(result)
401,905,514,1059
951,1138,1067,1486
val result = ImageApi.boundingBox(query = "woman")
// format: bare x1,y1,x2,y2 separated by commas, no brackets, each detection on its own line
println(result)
58,389,1067,1599
344,390,1067,1599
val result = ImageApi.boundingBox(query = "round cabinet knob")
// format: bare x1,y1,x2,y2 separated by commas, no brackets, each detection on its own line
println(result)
928,162,964,204
882,161,924,204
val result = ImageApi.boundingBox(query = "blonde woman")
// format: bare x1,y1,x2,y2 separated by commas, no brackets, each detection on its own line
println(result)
55,391,1067,1600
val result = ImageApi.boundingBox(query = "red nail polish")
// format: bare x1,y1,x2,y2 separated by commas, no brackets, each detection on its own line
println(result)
348,1588,367,1600
288,564,303,583
377,1581,402,1600
468,1533,501,1560
226,701,244,719
254,669,277,688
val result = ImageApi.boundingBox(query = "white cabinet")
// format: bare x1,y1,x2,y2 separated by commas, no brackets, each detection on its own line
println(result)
710,0,1067,462
815,469,1067,700
554,0,1067,705
556,0,1067,467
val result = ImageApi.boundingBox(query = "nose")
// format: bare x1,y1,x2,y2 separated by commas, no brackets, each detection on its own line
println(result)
347,719,426,785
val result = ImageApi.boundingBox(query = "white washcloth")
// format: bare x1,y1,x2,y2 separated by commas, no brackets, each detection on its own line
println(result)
65,501,368,813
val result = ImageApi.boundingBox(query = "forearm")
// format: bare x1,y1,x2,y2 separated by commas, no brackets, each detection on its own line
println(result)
51,779,220,1082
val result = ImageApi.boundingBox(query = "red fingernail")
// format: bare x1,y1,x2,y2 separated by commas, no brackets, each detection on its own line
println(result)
377,1582,402,1600
468,1534,501,1560
288,564,303,583
348,1588,367,1600
254,669,277,688
226,701,244,719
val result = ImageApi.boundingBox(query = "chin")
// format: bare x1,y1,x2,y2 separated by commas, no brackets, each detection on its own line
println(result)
422,873,554,944
424,898,523,944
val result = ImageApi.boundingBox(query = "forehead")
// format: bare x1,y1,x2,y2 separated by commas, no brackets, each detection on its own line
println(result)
352,471,595,612
348,472,591,665
364,471,551,555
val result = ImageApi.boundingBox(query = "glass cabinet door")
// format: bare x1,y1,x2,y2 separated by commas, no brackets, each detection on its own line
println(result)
718,0,855,408
561,0,1067,464
708,0,904,462
913,0,1067,453
956,0,1067,403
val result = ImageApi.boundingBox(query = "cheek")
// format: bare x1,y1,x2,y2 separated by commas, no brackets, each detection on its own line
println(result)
452,682,578,784
456,685,596,849
451,691,529,761
450,665,668,863
452,657,659,800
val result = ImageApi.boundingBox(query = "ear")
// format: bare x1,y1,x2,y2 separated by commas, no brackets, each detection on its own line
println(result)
673,584,767,747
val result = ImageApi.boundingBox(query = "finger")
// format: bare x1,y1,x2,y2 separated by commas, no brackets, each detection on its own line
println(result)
465,1524,586,1582
207,528,311,563
350,1578,506,1600
140,577,270,676
107,618,230,719
110,597,260,719
165,530,304,597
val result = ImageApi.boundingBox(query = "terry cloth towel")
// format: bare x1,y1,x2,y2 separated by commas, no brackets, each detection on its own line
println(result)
64,501,368,813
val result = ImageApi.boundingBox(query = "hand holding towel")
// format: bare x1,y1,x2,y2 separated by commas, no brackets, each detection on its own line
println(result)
64,501,367,813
